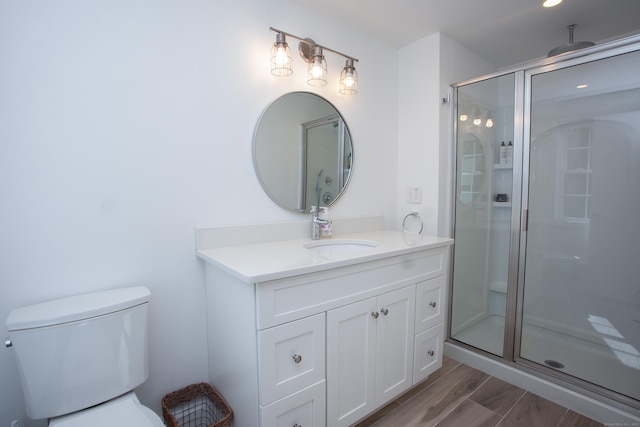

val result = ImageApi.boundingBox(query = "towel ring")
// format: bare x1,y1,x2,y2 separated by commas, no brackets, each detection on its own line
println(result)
402,212,423,235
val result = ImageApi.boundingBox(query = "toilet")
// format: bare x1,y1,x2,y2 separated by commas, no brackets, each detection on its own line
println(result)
6,286,164,426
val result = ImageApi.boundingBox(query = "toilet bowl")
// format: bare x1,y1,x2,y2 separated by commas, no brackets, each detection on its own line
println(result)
49,392,164,427
6,286,164,425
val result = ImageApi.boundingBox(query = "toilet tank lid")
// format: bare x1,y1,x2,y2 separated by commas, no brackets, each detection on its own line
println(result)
7,286,150,331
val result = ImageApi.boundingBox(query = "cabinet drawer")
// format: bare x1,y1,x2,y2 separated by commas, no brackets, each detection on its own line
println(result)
413,323,444,384
415,275,446,333
258,314,325,405
260,380,326,427
257,247,448,329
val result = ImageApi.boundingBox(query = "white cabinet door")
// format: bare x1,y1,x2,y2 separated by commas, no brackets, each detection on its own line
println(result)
327,297,377,427
375,285,416,405
327,286,417,427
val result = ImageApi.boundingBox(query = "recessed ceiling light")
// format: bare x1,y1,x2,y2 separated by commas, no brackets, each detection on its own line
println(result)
576,84,588,89
542,0,563,7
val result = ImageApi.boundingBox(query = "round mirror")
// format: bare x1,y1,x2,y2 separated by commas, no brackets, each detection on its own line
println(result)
253,92,353,213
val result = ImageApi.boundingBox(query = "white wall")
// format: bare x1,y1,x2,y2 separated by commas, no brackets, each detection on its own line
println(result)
0,1,398,425
398,33,496,238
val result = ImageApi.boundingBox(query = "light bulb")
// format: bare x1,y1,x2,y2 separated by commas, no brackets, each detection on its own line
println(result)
543,0,562,7
472,107,482,126
344,72,355,87
485,118,494,128
459,114,468,122
275,46,289,67
311,61,324,78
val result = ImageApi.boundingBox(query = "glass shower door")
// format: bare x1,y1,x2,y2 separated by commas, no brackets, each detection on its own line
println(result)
520,49,640,401
450,73,516,357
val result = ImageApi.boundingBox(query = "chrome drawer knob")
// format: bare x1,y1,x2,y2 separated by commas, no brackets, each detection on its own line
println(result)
293,354,302,364
429,301,437,308
380,308,389,315
428,350,435,357
371,311,379,319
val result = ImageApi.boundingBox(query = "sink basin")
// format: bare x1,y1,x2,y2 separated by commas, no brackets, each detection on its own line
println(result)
303,239,378,251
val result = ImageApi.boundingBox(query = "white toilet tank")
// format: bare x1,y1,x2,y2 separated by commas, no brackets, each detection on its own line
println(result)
6,286,151,420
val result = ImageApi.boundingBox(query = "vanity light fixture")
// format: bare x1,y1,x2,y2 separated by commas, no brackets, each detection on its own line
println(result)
473,107,482,126
270,32,293,76
339,58,358,95
269,27,359,95
458,105,468,122
485,112,494,128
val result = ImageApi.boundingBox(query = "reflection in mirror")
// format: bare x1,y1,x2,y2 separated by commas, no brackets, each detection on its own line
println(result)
457,133,485,204
253,92,353,213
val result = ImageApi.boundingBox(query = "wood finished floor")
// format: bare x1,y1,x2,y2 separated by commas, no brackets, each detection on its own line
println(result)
354,357,605,427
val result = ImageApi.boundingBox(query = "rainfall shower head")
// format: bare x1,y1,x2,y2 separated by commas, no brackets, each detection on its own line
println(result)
547,24,595,57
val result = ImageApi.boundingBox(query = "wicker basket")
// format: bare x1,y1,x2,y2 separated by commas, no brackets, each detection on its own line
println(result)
161,383,233,427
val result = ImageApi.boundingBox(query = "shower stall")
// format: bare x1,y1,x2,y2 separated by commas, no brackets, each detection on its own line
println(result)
449,35,640,416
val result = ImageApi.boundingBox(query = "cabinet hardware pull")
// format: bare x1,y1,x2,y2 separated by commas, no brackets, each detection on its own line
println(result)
293,424,301,427
380,308,389,315
428,350,435,357
5,339,12,348
429,301,437,308
292,354,302,363
371,311,379,319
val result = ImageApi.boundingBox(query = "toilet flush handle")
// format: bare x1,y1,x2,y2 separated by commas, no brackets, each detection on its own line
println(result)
5,338,12,348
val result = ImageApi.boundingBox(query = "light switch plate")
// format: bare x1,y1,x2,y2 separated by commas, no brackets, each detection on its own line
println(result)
406,186,422,204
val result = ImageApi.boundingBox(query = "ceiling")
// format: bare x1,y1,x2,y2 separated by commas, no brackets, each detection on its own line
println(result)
289,0,640,69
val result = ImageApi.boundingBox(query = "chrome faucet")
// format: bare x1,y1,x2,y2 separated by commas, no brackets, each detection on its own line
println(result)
310,206,326,240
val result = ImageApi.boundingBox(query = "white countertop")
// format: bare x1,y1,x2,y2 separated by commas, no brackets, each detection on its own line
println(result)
197,230,453,283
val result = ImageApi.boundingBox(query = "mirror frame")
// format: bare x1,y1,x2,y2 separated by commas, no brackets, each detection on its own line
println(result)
252,91,354,213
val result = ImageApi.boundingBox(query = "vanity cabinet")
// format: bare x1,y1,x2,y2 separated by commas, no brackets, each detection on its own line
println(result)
327,286,415,427
201,237,451,427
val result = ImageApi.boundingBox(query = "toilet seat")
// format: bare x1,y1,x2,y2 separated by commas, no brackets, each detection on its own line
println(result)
49,392,164,427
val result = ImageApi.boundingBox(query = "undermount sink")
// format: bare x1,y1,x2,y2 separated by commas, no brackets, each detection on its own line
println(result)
303,239,378,251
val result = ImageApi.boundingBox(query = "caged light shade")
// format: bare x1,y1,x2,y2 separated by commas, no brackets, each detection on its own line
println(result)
307,46,327,86
270,32,293,76
339,58,358,95
268,27,359,94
